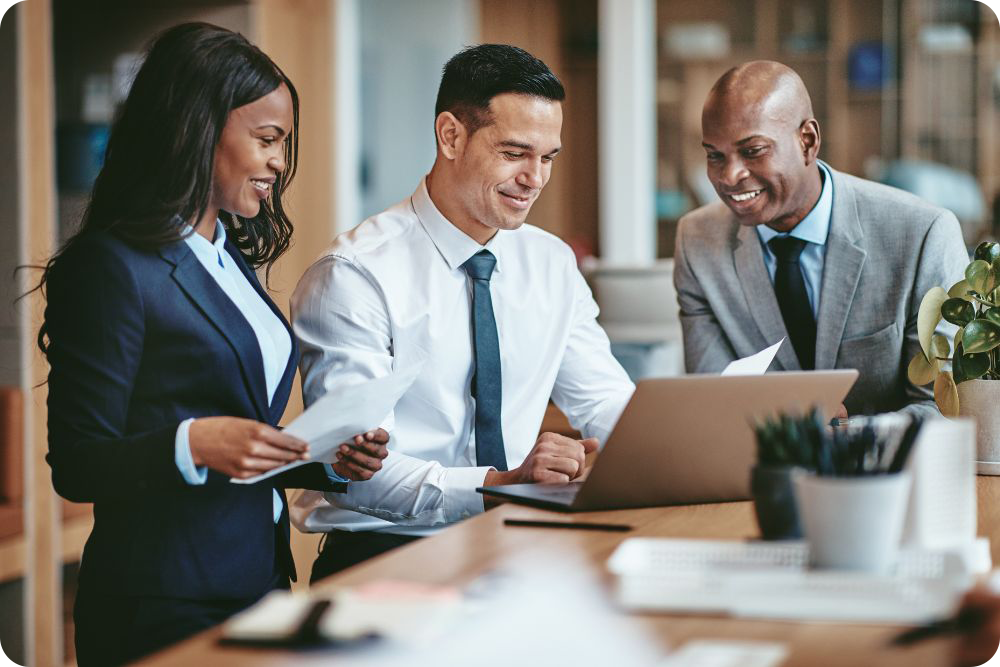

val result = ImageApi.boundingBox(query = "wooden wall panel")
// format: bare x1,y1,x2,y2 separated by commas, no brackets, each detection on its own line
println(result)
18,1,60,664
252,0,337,318
480,0,569,241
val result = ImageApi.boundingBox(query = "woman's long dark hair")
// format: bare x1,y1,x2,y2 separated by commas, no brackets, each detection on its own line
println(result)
35,22,299,356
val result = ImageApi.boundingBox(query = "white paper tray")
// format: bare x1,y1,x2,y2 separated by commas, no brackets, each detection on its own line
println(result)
607,538,972,624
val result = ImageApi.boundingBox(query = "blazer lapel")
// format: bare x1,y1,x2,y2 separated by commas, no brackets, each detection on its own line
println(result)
269,337,298,424
159,241,270,421
733,224,801,370
814,170,867,370
223,242,299,422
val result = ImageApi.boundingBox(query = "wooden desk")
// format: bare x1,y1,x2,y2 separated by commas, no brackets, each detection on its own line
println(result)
136,479,1000,667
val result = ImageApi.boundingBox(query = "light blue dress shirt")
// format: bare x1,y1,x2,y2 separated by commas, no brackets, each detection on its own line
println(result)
172,221,301,523
755,161,834,318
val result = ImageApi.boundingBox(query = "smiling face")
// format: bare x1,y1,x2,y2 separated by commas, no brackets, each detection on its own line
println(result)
432,93,562,243
701,80,821,233
210,83,293,222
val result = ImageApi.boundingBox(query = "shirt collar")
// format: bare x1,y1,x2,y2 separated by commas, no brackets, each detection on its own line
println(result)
410,177,504,274
756,160,833,247
182,220,227,263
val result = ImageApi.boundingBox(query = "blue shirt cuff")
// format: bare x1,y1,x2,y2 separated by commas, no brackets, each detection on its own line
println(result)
272,490,283,523
323,463,350,484
175,418,208,485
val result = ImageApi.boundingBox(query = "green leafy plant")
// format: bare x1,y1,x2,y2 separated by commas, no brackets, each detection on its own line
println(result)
754,409,893,477
909,241,1000,417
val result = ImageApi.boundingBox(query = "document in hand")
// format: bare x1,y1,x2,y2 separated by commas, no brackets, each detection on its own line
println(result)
721,338,784,376
231,363,424,485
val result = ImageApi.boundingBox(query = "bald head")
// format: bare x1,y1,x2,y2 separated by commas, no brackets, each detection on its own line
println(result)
700,61,823,232
706,61,814,128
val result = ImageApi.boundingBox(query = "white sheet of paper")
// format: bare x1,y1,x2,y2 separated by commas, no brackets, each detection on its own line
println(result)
232,363,424,484
720,338,784,376
660,640,788,667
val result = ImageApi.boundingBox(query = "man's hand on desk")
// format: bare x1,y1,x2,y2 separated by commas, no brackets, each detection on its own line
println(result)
331,428,390,481
482,432,598,508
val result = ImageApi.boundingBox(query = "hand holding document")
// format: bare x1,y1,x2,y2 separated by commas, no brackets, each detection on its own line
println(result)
721,338,784,376
232,364,423,484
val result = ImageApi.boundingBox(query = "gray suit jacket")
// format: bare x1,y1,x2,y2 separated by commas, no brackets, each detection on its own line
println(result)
673,166,968,417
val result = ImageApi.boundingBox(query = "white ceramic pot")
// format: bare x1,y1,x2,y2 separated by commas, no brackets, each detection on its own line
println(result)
793,472,912,572
957,379,1000,463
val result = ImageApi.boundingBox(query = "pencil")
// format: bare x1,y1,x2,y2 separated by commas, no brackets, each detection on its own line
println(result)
503,518,632,532
890,607,984,646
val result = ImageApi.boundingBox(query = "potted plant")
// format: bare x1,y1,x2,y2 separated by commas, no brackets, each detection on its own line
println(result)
909,241,1000,462
751,410,826,540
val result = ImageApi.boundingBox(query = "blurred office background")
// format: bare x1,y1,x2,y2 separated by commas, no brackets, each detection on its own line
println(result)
0,0,996,664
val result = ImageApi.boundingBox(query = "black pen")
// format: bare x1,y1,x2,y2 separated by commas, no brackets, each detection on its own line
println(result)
503,518,632,532
890,607,984,647
886,415,924,473
292,599,333,644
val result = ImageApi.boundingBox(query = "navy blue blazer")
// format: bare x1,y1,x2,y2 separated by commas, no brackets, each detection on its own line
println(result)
45,230,344,600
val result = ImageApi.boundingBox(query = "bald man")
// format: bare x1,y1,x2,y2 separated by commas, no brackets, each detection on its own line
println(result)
674,61,968,416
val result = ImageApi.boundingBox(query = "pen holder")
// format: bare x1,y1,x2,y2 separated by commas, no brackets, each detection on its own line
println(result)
793,470,911,572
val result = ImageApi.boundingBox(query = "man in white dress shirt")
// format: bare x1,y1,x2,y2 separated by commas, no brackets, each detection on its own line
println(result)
290,44,635,580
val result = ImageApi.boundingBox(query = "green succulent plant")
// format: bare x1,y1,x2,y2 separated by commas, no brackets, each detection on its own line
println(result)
754,409,825,469
909,240,1000,416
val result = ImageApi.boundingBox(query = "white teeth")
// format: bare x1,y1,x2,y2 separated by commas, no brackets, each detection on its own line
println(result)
251,179,271,191
730,190,761,202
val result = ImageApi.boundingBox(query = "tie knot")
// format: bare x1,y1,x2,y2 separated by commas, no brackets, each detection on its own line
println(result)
462,250,497,281
768,236,808,263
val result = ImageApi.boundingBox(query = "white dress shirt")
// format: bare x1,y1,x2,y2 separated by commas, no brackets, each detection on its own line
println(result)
290,179,635,536
173,220,292,523
755,160,834,318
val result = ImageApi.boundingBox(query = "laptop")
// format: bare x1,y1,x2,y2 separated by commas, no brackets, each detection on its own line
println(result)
476,370,858,512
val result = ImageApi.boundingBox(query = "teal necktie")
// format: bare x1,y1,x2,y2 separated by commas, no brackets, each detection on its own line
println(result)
462,250,507,471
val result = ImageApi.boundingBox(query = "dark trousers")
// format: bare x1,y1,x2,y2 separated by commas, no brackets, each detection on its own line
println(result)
73,573,288,667
310,530,422,583
74,512,291,667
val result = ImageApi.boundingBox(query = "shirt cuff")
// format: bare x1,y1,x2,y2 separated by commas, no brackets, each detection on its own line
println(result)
272,490,283,523
441,466,493,521
175,418,208,485
323,463,350,484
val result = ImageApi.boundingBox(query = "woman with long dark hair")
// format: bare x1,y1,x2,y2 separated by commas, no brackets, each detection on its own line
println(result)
38,23,387,665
